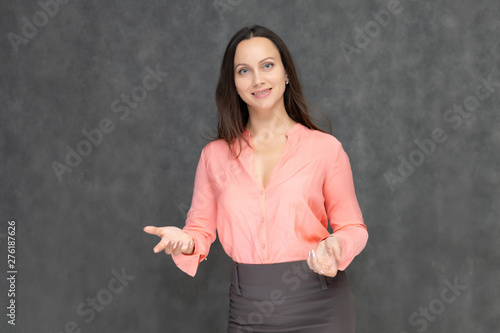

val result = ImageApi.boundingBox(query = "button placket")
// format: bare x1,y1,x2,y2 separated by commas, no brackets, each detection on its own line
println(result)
260,189,268,260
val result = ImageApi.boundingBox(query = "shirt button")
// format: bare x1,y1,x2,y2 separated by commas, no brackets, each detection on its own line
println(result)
261,218,264,223
260,190,264,195
262,243,266,249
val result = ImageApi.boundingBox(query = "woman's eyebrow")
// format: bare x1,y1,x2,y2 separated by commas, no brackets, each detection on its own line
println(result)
234,57,275,69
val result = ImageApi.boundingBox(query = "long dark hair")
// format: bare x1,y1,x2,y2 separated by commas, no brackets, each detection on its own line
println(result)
206,24,331,158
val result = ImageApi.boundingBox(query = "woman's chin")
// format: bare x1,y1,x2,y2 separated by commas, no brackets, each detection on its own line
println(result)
247,100,282,112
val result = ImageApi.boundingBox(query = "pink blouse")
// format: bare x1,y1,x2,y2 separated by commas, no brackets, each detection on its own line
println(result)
172,122,368,277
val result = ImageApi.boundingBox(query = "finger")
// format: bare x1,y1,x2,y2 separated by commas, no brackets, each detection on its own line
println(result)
325,261,339,277
322,269,337,277
310,250,321,273
154,239,166,253
172,241,183,256
185,240,195,255
327,236,342,263
321,255,339,277
153,239,170,253
326,244,335,257
306,250,315,272
164,240,175,255
144,226,161,236
321,248,336,270
315,249,335,273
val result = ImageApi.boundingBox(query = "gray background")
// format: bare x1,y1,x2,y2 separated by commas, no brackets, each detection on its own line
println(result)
1,0,499,332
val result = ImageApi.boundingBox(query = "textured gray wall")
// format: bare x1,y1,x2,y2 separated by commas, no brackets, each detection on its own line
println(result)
1,0,499,332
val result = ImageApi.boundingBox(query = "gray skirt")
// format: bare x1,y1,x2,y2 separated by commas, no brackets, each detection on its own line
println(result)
227,260,356,333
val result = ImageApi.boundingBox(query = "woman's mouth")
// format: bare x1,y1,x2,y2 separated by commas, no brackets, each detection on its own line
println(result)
252,88,272,98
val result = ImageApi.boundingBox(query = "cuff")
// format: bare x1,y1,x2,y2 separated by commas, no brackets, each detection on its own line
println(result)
171,252,203,277
170,236,207,277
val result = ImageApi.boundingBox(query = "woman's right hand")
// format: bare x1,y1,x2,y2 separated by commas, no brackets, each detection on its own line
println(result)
143,226,195,256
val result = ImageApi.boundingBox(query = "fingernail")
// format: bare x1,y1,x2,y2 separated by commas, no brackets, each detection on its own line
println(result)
319,270,324,275
308,250,311,257
312,250,316,258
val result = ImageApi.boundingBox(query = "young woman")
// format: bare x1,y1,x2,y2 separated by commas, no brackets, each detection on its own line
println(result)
144,25,368,333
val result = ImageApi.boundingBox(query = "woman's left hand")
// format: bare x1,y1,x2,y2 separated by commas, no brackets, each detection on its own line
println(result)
306,236,342,277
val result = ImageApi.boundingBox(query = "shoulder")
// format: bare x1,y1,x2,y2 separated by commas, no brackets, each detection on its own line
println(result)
303,129,354,178
304,128,344,157
200,138,230,161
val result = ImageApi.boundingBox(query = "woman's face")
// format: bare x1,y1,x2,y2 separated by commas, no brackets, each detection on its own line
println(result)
234,37,288,114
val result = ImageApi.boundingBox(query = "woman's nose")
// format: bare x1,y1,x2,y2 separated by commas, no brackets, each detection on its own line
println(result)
252,73,265,86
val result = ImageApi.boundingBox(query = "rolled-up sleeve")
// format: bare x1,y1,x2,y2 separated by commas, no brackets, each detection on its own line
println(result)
321,138,368,271
172,146,218,277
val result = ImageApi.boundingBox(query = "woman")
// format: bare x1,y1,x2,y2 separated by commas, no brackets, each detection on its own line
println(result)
144,25,368,332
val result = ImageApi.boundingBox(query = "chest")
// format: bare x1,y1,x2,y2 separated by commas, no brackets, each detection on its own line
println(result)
252,137,288,190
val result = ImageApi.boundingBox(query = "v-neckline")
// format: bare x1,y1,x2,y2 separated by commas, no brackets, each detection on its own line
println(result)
244,122,300,192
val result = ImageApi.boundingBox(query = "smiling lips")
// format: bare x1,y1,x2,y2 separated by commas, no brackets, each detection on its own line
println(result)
252,88,272,98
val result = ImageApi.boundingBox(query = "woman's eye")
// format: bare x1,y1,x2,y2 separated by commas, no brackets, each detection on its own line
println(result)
263,63,273,69
239,68,248,74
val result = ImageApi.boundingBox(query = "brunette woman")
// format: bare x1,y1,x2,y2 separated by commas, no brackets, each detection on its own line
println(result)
144,25,368,333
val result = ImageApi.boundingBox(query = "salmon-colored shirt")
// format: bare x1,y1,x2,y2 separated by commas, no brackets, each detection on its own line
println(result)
172,122,368,277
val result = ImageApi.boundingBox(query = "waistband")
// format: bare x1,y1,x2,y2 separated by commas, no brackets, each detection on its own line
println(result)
231,260,346,300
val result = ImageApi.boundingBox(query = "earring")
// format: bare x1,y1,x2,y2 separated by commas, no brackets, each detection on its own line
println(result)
285,79,289,85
